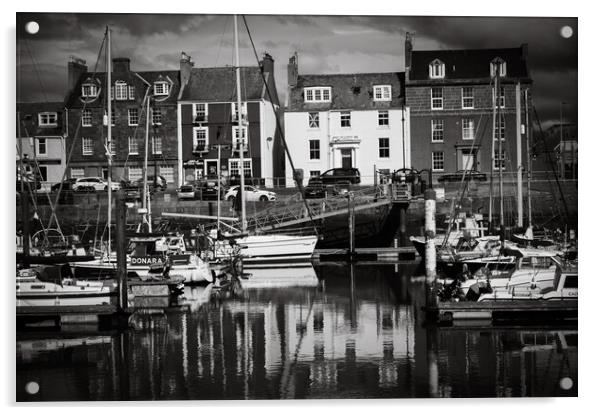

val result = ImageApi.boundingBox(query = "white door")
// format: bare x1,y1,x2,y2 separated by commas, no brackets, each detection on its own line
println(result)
461,150,475,170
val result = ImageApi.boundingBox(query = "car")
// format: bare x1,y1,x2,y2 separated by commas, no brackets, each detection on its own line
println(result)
51,178,78,192
73,177,121,192
224,185,276,202
437,170,487,183
177,184,196,200
308,168,361,186
304,182,327,199
199,181,220,200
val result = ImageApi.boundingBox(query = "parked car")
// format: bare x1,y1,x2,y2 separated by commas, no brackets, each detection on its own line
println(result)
225,185,276,202
177,184,196,200
308,168,361,186
120,180,142,202
304,182,327,199
199,181,220,200
136,175,167,192
51,178,78,192
73,177,120,192
438,170,487,183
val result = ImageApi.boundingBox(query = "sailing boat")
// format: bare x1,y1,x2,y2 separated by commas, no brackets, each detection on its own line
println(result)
206,15,318,266
69,26,213,284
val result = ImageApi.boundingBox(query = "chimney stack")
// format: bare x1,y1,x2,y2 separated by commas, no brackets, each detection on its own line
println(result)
404,32,413,72
67,56,87,95
287,52,298,88
112,57,131,74
261,52,274,74
180,52,194,89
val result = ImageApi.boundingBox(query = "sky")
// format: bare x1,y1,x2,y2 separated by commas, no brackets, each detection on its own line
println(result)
16,13,577,129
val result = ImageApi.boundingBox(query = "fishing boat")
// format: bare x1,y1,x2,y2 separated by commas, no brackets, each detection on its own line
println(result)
16,264,116,307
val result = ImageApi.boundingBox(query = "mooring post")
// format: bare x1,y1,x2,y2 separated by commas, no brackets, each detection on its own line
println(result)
115,190,128,312
424,188,438,312
398,203,408,246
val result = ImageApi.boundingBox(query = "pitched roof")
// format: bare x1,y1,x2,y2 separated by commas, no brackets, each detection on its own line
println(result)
180,66,269,102
288,72,405,111
409,46,530,81
17,101,64,137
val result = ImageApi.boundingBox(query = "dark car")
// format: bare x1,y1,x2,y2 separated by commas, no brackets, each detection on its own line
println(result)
304,182,327,199
120,180,142,202
438,170,487,183
199,181,221,200
308,168,361,186
136,175,167,192
51,178,78,192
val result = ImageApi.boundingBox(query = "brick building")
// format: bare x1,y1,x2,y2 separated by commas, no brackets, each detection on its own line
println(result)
405,35,532,180
284,53,410,186
177,53,282,187
64,56,181,185
16,102,66,188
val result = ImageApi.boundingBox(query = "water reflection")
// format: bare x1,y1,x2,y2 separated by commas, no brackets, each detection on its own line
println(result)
16,263,577,400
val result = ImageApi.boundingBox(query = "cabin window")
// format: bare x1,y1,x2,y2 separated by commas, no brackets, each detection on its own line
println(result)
564,275,578,289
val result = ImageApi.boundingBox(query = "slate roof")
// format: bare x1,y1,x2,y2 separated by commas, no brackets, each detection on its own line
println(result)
17,101,64,137
179,66,269,102
288,72,405,112
409,46,530,82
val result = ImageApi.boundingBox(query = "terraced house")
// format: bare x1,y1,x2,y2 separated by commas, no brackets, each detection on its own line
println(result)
284,53,411,186
177,52,282,187
404,35,532,180
63,56,181,185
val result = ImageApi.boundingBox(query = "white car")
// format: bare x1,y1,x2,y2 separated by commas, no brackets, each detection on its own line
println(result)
225,185,276,202
73,177,120,192
177,184,196,200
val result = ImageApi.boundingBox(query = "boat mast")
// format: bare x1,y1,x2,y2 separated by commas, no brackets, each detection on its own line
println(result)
495,60,504,245
142,94,152,232
234,15,247,232
106,26,112,256
489,72,497,229
525,88,532,231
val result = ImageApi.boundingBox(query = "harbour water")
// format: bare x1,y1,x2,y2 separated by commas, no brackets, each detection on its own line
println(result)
16,263,577,401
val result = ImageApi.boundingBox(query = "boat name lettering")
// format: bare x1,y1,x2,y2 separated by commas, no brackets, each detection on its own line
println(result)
131,257,164,265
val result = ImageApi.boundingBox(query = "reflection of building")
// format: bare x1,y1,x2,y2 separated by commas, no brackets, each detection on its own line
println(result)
284,53,410,186
177,53,282,187
16,102,66,188
556,140,577,179
405,35,532,178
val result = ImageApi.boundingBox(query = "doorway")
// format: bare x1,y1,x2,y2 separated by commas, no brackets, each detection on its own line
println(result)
205,160,218,177
460,149,477,171
341,149,353,169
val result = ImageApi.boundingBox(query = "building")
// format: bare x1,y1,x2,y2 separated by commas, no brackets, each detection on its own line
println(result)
177,53,282,187
405,35,532,180
284,53,410,187
16,102,66,189
63,56,181,186
534,123,577,179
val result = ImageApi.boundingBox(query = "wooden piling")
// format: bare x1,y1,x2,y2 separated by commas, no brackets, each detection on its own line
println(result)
115,190,128,312
424,188,438,314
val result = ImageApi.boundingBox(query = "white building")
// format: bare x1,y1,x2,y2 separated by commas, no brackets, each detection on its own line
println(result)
284,54,410,186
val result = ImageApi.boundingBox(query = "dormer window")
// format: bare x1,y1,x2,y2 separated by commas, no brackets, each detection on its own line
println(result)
81,83,98,98
153,81,169,96
114,81,128,100
373,85,392,101
38,112,58,127
304,87,331,103
429,59,445,79
490,58,507,77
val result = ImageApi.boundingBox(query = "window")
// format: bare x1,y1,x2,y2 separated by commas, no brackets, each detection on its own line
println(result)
38,112,57,127
81,109,92,126
232,126,248,150
128,86,135,100
378,110,389,126
71,168,84,179
493,86,506,108
128,136,138,155
462,87,474,109
340,111,351,127
310,170,321,178
494,149,506,171
309,140,320,160
82,137,94,155
194,103,208,123
110,87,114,101
229,159,252,178
152,136,162,154
154,81,169,96
105,108,116,126
152,107,162,125
373,85,392,101
490,59,507,78
462,119,475,140
81,83,98,98
429,60,445,79
379,138,390,158
308,112,320,128
431,119,444,142
128,108,139,126
159,166,174,183
494,117,505,141
231,102,248,122
37,166,47,181
115,81,128,100
106,139,116,155
193,127,208,152
303,87,332,103
432,151,444,171
431,87,443,109
36,138,47,156
128,167,142,182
